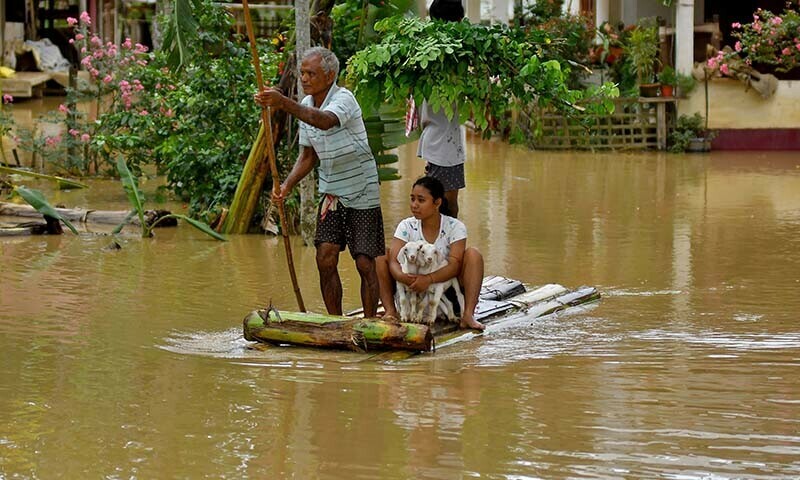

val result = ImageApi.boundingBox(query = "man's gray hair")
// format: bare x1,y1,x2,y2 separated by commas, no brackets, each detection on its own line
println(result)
302,47,340,77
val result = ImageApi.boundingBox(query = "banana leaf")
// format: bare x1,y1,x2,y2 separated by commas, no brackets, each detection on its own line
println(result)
115,156,146,234
169,214,227,241
13,186,79,234
374,153,399,166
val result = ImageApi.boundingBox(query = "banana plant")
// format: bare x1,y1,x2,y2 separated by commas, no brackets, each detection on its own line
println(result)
13,185,79,234
115,156,226,241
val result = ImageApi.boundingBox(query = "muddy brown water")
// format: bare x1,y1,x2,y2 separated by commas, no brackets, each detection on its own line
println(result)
2,129,800,478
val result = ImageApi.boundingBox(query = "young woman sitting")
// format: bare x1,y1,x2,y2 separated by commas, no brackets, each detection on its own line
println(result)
377,176,485,330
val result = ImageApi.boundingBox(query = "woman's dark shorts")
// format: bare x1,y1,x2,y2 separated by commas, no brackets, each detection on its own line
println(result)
315,203,385,259
425,163,465,191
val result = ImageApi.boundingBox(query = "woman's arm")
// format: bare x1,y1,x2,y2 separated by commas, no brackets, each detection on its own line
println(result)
429,238,465,283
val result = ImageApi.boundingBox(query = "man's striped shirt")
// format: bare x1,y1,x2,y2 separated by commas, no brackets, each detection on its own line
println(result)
299,84,380,209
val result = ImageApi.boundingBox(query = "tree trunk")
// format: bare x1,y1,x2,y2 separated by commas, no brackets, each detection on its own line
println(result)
0,202,175,227
243,309,433,352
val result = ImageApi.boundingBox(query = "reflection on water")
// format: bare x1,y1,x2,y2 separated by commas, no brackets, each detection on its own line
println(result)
2,134,800,478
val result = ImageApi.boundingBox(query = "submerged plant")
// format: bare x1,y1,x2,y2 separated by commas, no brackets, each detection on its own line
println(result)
115,156,226,241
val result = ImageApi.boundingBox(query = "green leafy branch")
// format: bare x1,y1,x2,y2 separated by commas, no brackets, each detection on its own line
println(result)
346,16,618,137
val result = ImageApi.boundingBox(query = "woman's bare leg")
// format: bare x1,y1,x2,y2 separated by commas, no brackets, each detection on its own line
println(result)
445,189,459,218
375,251,399,320
459,247,485,330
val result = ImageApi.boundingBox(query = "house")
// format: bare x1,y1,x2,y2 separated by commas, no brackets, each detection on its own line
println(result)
478,0,799,150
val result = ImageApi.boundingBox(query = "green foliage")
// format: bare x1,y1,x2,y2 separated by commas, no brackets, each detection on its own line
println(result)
516,0,564,26
658,65,676,86
676,71,696,96
107,0,283,216
669,113,716,153
346,16,616,139
625,18,660,84
331,0,417,70
13,186,79,234
161,0,202,70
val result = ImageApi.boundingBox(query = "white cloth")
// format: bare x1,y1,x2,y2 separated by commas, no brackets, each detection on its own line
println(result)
23,39,71,72
416,101,466,167
393,214,467,259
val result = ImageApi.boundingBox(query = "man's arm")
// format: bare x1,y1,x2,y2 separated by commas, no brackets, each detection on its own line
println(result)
255,88,339,130
274,146,319,201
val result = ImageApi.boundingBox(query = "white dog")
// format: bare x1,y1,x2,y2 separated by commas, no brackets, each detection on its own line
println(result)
395,240,425,322
415,242,465,325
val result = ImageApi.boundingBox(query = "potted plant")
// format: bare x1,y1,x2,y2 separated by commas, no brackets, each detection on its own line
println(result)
626,20,661,97
658,66,676,97
669,113,716,153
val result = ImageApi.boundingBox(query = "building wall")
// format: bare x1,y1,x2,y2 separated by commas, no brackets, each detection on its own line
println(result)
678,78,800,149
679,79,800,129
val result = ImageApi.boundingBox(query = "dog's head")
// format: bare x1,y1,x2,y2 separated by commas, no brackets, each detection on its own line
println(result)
418,242,442,269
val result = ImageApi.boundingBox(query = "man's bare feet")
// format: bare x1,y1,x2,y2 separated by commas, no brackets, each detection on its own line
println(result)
379,309,400,323
459,314,485,331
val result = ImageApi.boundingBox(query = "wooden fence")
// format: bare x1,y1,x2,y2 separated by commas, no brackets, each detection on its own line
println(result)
519,97,675,151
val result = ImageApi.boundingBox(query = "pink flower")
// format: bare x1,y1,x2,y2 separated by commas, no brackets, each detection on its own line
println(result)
80,133,91,142
720,64,730,75
103,74,113,83
732,22,742,29
772,16,783,25
3,94,13,104
796,43,800,51
80,11,92,25
122,39,133,49
707,57,718,69
783,47,792,55
139,110,149,116
58,104,69,113
735,41,742,52
67,17,78,26
74,33,84,41
69,129,80,137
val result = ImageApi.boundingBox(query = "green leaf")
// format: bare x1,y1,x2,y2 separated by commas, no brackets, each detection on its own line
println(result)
112,209,138,235
115,155,146,236
169,214,227,241
13,186,79,235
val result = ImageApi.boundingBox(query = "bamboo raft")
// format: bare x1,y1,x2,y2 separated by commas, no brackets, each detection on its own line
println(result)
243,276,600,353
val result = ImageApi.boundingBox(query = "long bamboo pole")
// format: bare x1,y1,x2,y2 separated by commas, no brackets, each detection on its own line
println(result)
241,0,306,312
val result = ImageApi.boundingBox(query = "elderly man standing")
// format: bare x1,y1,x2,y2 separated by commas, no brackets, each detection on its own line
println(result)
254,47,384,318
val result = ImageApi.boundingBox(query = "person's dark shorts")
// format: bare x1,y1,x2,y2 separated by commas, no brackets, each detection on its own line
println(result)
315,203,385,259
425,163,465,191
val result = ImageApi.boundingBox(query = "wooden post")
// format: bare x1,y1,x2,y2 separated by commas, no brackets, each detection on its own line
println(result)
240,0,305,312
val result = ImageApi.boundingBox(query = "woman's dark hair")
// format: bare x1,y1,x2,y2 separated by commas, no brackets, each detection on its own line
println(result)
429,0,464,22
413,176,452,217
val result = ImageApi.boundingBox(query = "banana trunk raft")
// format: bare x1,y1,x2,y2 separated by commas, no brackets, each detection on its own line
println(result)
242,276,600,353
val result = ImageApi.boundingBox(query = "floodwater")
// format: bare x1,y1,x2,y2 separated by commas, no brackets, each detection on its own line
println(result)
2,127,800,478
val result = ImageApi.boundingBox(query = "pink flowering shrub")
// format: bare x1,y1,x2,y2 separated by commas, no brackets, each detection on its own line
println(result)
14,11,167,175
720,4,800,73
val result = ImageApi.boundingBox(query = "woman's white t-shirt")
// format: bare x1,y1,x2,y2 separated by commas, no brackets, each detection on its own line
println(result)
393,214,467,259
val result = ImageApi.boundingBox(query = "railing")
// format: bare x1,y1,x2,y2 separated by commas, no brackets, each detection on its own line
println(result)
519,97,676,151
